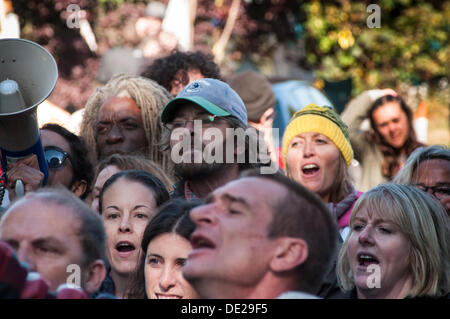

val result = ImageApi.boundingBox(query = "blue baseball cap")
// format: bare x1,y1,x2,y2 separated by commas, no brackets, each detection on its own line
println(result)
160,78,248,125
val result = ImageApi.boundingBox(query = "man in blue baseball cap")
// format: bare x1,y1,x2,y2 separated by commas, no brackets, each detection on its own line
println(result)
161,78,248,125
160,78,271,199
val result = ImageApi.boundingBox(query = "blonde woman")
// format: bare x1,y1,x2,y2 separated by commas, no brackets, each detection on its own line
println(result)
80,74,173,176
282,104,361,299
337,183,450,299
282,104,361,238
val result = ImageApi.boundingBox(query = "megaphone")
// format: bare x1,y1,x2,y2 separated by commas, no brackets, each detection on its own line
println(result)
0,38,58,188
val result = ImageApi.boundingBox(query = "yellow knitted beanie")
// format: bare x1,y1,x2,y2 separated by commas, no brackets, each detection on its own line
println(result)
282,104,353,166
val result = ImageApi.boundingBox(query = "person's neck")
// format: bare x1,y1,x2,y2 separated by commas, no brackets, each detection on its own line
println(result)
194,273,296,299
357,276,412,299
110,270,132,299
187,164,240,199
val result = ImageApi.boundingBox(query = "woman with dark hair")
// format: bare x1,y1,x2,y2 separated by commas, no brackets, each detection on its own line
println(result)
98,170,170,298
341,89,424,191
127,198,202,299
5,123,94,201
91,153,173,212
41,123,95,199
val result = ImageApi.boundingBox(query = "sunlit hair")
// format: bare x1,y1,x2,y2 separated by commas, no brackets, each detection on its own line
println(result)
285,147,353,203
367,94,424,179
94,153,174,192
80,74,173,175
393,145,450,185
337,183,450,297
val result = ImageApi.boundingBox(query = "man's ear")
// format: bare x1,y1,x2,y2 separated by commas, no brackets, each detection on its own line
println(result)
84,259,107,295
71,180,87,198
269,238,309,272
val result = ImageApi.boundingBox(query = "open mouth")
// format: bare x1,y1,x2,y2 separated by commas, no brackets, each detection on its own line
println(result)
115,241,136,253
302,163,320,175
357,253,379,267
191,234,215,250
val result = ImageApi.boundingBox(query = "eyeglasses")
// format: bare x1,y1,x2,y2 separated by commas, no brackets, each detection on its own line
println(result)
163,115,226,131
44,146,73,170
413,184,450,200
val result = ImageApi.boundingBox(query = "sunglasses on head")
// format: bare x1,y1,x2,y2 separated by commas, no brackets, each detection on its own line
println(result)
44,146,73,169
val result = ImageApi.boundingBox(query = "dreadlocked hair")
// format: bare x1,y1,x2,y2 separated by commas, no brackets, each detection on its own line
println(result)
366,94,424,180
80,74,174,177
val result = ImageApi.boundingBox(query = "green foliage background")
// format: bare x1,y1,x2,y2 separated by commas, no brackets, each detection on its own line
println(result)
300,0,449,95
10,0,449,124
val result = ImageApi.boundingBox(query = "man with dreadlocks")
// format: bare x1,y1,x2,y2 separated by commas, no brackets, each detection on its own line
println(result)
80,74,173,176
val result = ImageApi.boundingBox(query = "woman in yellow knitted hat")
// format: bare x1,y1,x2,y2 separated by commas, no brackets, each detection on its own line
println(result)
282,104,362,239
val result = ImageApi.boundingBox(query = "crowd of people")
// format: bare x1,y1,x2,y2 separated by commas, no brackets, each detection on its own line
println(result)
0,48,449,300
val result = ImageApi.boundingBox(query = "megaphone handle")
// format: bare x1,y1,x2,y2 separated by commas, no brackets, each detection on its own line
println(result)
15,179,25,198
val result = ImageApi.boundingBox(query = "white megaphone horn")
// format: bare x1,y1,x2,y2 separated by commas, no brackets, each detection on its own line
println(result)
0,38,58,190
